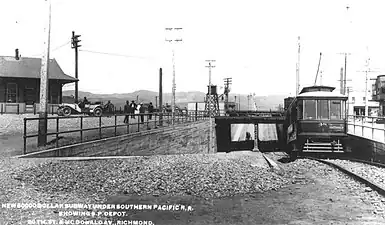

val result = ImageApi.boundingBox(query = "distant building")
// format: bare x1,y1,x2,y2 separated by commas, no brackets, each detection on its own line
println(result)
187,101,237,115
0,56,78,114
347,89,379,116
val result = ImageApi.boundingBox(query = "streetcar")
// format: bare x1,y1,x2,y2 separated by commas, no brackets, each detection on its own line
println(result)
284,85,348,159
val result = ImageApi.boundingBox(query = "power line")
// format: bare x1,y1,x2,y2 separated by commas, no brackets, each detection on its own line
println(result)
30,40,71,57
52,40,71,51
79,49,154,59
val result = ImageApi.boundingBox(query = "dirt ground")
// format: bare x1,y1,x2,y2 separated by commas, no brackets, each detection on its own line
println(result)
105,172,384,225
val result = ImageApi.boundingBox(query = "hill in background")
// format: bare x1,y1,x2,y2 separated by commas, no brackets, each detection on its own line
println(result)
63,90,287,111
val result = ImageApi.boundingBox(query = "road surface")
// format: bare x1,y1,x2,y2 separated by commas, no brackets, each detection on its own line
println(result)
231,124,278,142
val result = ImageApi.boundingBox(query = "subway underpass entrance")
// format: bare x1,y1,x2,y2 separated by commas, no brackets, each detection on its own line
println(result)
215,114,286,153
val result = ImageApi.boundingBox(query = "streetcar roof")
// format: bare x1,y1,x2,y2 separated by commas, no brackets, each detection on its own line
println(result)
298,91,347,98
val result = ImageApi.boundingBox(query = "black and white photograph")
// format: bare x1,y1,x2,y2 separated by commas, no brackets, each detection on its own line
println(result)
1,0,385,224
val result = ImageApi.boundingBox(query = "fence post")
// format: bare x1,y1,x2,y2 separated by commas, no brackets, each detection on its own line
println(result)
127,114,130,134
138,114,140,132
23,118,26,154
80,116,83,143
353,115,356,134
115,114,117,136
99,116,102,139
195,103,198,121
362,116,364,137
17,104,19,115
372,117,374,140
147,113,149,130
383,123,385,142
56,117,59,148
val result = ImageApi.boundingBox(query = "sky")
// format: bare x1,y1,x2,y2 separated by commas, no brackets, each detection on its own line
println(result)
2,0,385,96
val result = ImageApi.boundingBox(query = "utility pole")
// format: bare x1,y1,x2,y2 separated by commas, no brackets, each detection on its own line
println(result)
337,66,352,95
239,95,241,110
346,86,353,115
159,68,163,126
71,31,81,103
223,78,232,112
38,0,52,147
155,96,158,108
337,53,351,95
296,36,301,96
165,27,183,126
339,67,344,94
234,96,237,110
357,56,379,117
206,60,215,153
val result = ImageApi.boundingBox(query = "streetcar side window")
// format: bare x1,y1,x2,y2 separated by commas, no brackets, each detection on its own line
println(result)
304,100,316,119
330,100,341,119
317,100,329,119
342,100,346,119
297,100,303,119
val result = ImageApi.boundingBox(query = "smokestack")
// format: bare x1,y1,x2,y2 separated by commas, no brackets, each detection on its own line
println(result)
340,67,344,94
15,49,20,60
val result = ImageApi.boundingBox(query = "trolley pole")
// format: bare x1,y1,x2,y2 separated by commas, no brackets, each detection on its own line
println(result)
206,60,216,153
38,0,52,147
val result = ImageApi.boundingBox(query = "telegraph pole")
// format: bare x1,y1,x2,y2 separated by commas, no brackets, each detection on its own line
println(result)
38,0,52,147
155,96,158,108
234,96,237,110
165,28,183,126
71,31,81,103
296,36,301,95
159,68,163,126
337,53,351,95
223,78,232,112
206,60,216,153
357,55,379,117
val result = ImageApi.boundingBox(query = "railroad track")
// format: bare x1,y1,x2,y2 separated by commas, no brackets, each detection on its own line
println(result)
304,156,385,197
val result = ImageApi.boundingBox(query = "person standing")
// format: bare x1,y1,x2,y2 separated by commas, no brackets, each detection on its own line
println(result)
139,103,145,123
129,100,136,119
148,102,154,120
124,101,130,123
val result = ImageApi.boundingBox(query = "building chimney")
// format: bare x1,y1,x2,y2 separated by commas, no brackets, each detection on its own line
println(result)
15,49,20,60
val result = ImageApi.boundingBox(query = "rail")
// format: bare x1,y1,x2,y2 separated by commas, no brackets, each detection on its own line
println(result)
347,115,385,143
23,111,209,154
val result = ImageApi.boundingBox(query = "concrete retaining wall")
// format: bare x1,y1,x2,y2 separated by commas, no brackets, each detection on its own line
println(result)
346,134,385,163
19,120,217,158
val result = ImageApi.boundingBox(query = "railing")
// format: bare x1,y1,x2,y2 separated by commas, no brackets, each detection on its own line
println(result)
347,115,385,143
23,111,209,154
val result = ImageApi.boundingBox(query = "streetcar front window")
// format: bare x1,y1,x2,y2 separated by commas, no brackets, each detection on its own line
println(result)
330,100,341,120
297,100,303,119
304,100,316,119
317,100,329,119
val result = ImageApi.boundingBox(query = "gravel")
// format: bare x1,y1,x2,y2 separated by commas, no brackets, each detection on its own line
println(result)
264,152,385,217
0,153,291,223
13,154,289,201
